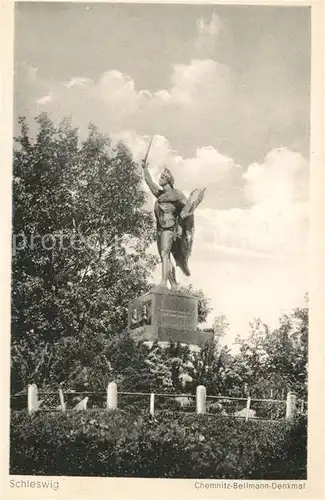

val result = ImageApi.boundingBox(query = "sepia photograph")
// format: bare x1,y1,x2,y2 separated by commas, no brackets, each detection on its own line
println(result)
8,1,312,483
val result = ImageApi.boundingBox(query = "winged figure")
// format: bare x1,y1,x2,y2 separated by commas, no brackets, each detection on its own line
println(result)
142,138,206,289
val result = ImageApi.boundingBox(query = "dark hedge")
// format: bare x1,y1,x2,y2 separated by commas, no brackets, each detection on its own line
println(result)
10,410,307,479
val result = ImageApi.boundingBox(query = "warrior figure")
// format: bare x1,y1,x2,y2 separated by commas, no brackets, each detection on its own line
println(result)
142,138,205,289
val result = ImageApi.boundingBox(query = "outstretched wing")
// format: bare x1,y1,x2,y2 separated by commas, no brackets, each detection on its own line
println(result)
181,187,206,218
171,187,206,277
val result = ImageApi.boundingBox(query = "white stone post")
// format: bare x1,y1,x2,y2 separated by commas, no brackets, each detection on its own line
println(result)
150,393,155,417
286,391,297,420
28,384,38,415
107,382,118,410
245,396,251,422
59,388,66,412
196,385,206,414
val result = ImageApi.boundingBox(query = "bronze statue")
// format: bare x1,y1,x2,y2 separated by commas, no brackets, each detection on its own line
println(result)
142,138,205,289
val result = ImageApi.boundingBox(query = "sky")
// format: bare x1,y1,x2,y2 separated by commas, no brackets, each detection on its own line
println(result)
14,2,311,345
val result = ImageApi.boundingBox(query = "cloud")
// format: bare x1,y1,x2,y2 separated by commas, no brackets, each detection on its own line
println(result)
112,130,238,197
94,70,141,114
193,148,309,257
243,148,309,207
17,55,231,156
178,146,239,189
14,63,55,127
169,59,231,107
211,202,308,256
30,57,233,197
65,77,92,89
36,93,53,105
16,60,309,257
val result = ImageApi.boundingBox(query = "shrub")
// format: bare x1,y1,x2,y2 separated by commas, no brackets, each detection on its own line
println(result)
10,410,307,479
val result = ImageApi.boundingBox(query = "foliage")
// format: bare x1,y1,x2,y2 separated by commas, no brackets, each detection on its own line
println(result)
181,341,233,395
11,114,158,392
11,302,308,398
233,301,308,399
10,410,307,479
213,314,230,345
179,285,212,324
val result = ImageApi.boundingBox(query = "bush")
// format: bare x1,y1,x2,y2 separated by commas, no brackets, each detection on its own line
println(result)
254,415,307,479
10,410,307,479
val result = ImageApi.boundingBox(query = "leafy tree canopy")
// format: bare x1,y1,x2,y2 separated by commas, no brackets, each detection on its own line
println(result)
12,113,158,346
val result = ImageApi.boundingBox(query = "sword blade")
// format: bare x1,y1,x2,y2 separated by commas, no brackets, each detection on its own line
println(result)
143,136,153,166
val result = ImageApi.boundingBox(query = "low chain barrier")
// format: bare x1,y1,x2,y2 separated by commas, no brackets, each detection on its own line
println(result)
10,382,303,421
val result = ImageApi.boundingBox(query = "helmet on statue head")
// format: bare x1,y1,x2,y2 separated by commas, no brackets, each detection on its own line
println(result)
159,166,175,187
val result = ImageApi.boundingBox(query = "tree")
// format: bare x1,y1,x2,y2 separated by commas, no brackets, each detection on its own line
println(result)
264,304,308,398
179,285,212,324
11,114,158,392
213,314,230,346
233,301,308,399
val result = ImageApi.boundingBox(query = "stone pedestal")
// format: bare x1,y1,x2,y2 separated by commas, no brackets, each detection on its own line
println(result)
128,286,212,346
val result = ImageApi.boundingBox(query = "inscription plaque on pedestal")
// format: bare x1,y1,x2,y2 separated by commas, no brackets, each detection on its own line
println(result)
128,286,212,346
